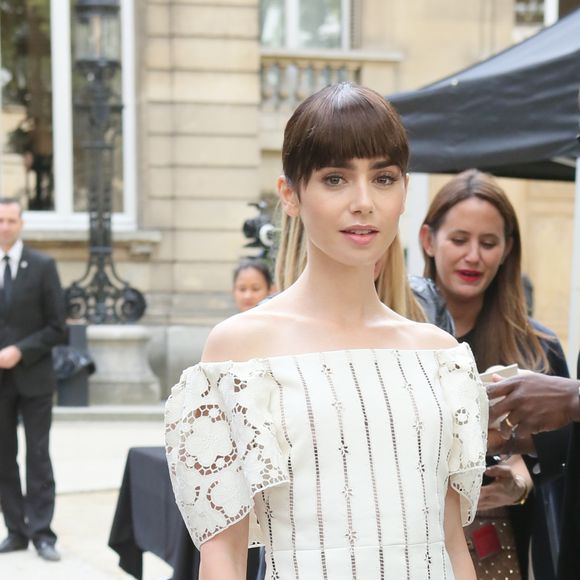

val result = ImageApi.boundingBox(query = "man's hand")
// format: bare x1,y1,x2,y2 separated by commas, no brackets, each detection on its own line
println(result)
486,428,535,455
0,346,23,369
487,372,580,436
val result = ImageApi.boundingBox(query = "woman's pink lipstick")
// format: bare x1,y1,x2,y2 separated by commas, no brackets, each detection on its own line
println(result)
340,225,379,246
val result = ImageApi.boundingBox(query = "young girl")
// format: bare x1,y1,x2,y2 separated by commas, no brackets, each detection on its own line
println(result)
232,259,273,312
165,83,487,580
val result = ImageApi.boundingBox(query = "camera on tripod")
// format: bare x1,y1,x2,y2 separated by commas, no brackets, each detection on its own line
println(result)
242,201,276,258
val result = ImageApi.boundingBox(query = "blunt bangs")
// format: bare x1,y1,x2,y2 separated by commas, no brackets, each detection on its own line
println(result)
282,83,409,188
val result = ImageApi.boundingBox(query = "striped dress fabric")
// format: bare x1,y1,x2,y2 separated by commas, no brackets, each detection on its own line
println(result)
165,342,487,580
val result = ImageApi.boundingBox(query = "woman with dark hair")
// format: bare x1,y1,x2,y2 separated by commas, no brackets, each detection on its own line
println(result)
420,169,570,579
165,84,487,579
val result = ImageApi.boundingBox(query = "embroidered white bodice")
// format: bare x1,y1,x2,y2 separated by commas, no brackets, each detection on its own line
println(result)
165,343,487,580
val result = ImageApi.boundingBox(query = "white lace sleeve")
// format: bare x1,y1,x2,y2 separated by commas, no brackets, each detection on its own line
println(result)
437,344,488,526
165,361,289,549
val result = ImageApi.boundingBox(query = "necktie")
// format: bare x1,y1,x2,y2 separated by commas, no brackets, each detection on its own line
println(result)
3,255,12,305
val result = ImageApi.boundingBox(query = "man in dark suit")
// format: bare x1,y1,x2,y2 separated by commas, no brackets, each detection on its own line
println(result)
0,198,66,562
487,352,580,580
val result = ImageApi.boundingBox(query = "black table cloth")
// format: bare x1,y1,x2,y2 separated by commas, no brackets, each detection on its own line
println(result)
108,446,264,580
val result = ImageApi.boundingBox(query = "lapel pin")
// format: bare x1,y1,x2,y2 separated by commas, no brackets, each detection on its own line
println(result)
20,260,28,269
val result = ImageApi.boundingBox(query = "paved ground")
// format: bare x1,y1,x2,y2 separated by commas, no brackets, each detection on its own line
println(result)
0,408,175,580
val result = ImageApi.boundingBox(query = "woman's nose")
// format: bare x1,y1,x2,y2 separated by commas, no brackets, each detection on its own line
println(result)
464,242,481,263
350,181,374,214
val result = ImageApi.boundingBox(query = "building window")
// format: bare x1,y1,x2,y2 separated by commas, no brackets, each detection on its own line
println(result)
514,0,545,24
0,0,136,230
0,1,54,210
261,0,351,50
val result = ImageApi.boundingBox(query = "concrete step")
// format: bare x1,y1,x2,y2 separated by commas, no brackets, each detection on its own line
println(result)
53,404,165,422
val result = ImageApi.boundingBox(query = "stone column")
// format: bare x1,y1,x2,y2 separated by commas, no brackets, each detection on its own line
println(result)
141,0,262,392
142,0,262,325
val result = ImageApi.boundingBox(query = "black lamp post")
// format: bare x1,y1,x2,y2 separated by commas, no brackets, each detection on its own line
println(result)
65,0,145,324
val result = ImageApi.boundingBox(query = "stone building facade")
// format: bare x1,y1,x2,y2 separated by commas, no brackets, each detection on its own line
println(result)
1,0,575,397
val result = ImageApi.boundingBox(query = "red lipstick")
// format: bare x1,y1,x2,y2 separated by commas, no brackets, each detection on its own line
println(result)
456,269,483,283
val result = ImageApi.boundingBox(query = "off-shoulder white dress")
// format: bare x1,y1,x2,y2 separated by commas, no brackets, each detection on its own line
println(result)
165,343,487,580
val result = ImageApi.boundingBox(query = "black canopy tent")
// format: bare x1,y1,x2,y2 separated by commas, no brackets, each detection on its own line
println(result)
388,8,580,181
388,9,580,362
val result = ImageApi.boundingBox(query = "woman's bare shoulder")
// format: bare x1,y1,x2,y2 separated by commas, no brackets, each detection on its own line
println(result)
395,319,458,350
202,304,292,363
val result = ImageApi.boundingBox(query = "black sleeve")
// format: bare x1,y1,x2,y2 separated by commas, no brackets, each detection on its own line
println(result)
16,258,67,366
558,422,580,579
544,335,570,379
531,426,573,482
529,318,570,379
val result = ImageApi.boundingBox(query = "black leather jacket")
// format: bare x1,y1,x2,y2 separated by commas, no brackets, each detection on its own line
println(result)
408,276,455,335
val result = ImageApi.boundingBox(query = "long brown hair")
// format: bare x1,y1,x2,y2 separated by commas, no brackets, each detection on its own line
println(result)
421,169,550,371
275,83,426,321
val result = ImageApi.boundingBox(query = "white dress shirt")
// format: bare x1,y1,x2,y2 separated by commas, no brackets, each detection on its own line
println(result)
0,239,23,288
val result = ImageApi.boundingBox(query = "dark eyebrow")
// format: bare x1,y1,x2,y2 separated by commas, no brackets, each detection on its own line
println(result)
370,159,397,170
450,229,501,239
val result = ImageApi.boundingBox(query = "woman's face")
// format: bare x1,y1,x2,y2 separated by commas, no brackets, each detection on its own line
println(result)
279,158,407,270
421,197,512,306
233,267,270,312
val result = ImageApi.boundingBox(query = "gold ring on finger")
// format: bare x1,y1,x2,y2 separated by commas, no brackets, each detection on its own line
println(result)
504,415,517,431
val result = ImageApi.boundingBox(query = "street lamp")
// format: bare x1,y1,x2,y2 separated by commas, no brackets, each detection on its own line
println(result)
74,0,121,65
65,0,146,324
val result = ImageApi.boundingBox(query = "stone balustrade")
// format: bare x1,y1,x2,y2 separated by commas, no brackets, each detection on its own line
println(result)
260,48,402,110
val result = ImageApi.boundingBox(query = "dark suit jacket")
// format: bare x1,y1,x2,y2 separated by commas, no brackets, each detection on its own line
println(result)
518,320,571,580
557,352,580,579
0,246,66,396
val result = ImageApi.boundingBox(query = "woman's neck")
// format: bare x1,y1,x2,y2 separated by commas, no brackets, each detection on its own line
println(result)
291,256,386,328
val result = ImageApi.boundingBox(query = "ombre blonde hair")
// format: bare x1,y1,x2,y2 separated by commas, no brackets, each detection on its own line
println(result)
274,212,306,293
374,236,427,322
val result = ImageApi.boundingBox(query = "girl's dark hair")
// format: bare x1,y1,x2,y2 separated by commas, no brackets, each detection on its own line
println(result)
421,169,551,372
233,259,273,288
282,82,409,189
